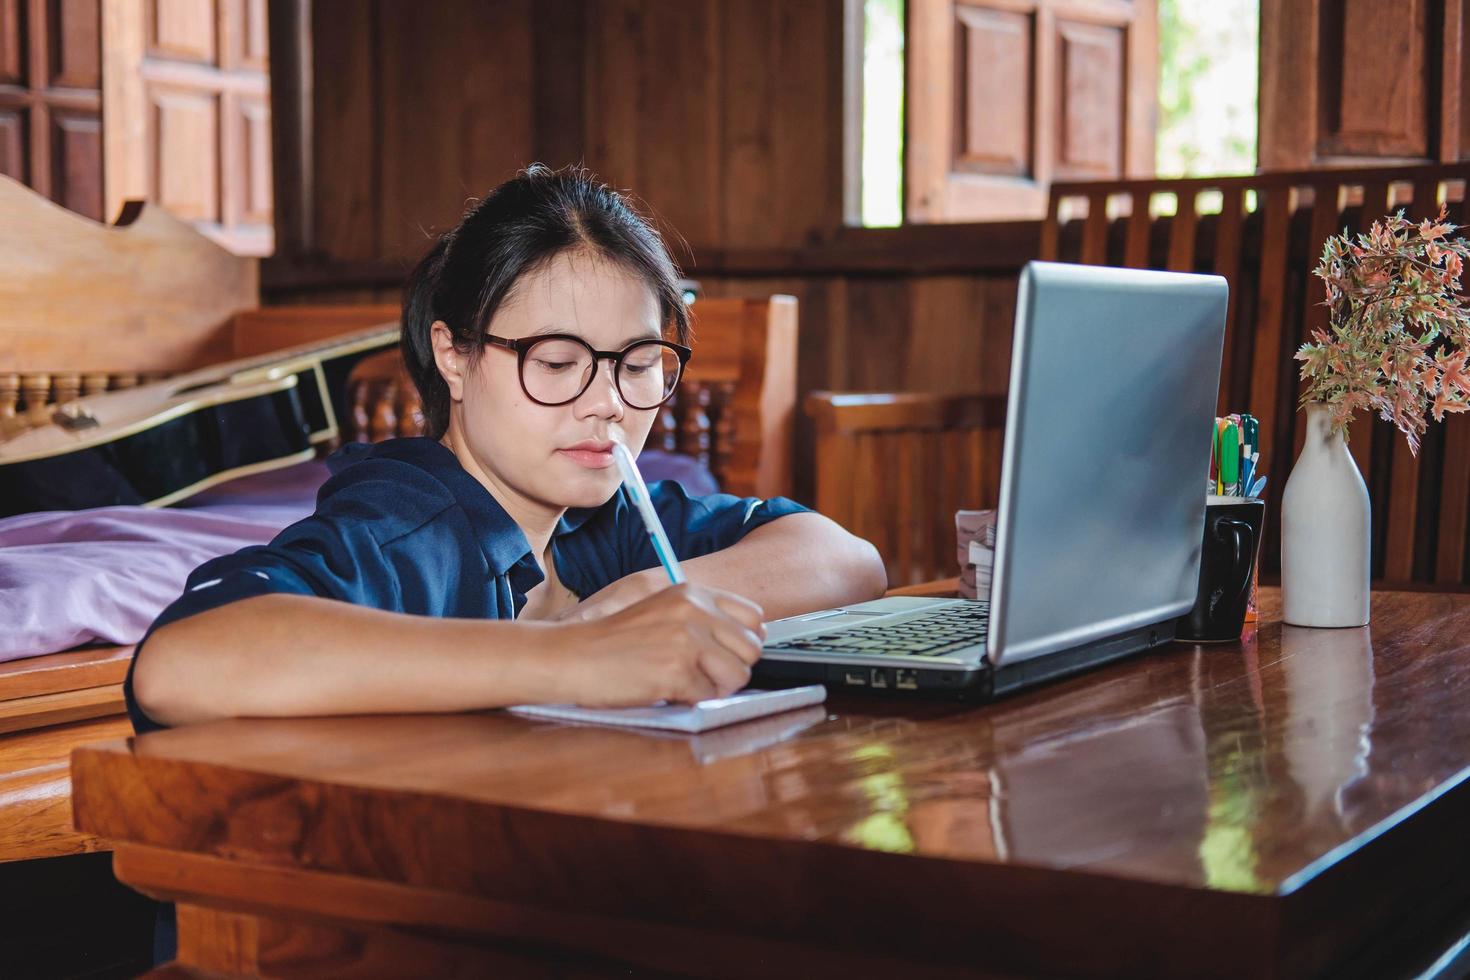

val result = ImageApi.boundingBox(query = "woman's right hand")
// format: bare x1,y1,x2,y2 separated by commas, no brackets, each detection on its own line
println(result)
554,582,767,707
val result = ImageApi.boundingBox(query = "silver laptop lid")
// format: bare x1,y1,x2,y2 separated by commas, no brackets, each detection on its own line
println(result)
987,262,1227,668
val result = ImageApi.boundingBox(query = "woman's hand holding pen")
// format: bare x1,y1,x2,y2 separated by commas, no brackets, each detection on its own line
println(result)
554,582,767,706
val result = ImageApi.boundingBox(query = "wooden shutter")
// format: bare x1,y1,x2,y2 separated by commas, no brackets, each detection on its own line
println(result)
905,0,1157,222
103,0,273,255
0,0,104,221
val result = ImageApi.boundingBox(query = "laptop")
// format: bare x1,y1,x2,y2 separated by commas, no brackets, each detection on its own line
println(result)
754,261,1229,701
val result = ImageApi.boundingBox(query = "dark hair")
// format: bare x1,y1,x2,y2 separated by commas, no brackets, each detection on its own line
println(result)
400,163,691,439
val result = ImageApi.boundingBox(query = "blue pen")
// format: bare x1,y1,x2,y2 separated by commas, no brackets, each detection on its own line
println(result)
611,439,687,585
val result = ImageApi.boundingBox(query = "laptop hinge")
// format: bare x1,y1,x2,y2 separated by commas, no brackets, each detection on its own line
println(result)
991,621,1176,696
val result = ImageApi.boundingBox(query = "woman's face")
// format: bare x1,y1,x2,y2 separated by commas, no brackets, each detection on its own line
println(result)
439,249,667,515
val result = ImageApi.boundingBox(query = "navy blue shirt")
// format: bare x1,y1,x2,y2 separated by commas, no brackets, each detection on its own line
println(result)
123,437,808,734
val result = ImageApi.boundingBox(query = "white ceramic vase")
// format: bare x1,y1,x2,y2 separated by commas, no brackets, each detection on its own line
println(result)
1281,403,1371,627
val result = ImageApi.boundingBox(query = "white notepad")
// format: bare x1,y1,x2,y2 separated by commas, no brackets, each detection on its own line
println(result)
508,685,827,733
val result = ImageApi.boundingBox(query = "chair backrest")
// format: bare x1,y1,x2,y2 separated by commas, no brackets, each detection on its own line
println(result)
344,296,799,500
1042,163,1470,587
807,392,1006,586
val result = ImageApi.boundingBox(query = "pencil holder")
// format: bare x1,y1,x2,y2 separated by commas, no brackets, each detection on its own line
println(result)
1178,496,1266,643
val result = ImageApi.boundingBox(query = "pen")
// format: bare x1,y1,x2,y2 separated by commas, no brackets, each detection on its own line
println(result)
1242,414,1261,497
1220,421,1240,495
1208,420,1219,494
611,438,687,585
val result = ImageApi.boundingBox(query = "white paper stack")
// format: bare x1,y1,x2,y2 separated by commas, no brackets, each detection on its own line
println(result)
508,685,827,733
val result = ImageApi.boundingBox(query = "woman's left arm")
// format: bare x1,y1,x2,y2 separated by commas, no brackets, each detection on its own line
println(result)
566,513,888,623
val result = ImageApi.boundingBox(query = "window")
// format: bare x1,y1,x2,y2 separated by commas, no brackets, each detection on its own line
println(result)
860,0,905,227
1156,0,1258,179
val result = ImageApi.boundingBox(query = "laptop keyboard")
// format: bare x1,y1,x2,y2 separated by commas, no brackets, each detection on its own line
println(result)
767,602,990,658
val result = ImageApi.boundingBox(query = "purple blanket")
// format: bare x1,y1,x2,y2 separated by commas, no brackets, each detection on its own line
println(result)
0,462,329,661
0,450,717,662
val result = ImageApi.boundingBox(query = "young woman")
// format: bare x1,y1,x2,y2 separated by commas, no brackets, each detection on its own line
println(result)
127,164,886,732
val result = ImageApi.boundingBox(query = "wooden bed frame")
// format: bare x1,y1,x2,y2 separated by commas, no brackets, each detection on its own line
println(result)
0,174,797,869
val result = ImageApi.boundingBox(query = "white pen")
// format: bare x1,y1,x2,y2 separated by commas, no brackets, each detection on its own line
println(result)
609,435,687,585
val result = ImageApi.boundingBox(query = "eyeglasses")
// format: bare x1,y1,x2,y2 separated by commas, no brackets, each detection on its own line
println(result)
484,333,692,409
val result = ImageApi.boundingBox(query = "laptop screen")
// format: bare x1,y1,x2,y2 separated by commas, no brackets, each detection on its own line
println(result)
986,262,1228,668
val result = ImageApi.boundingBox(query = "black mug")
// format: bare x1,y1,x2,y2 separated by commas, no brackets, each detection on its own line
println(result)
1177,496,1266,643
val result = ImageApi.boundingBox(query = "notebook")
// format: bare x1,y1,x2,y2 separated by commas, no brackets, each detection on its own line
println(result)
507,685,827,733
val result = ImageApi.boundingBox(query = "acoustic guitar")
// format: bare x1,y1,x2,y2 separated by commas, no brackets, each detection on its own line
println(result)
0,324,400,518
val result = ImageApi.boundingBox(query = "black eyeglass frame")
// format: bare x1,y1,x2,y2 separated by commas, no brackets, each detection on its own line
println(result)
483,332,693,409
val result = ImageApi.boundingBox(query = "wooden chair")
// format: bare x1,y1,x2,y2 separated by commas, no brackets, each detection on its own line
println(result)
1041,162,1470,586
808,392,1005,586
344,295,799,499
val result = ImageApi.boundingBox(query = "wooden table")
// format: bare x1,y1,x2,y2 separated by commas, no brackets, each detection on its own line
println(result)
71,588,1470,978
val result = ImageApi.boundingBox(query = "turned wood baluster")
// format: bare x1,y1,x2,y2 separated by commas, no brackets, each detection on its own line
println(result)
349,378,372,442
81,373,109,397
0,374,17,414
676,384,711,466
395,385,423,437
709,382,736,488
370,378,398,442
653,394,679,452
20,374,50,427
109,373,139,391
0,373,19,435
52,373,81,408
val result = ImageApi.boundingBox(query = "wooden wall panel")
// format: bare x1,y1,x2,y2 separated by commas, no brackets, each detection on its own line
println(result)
50,107,99,212
52,0,100,87
0,0,21,84
235,91,268,223
1320,0,1428,159
955,5,1031,177
374,0,532,262
1261,0,1467,168
1055,19,1123,178
149,0,217,63
305,0,376,262
0,107,23,179
275,0,845,271
723,0,846,251
238,0,266,69
150,86,217,221
0,0,100,219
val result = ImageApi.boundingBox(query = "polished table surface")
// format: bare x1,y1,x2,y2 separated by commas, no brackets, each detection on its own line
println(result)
72,588,1470,977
